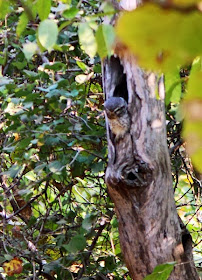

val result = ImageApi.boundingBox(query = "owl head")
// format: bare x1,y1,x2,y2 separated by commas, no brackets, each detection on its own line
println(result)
104,97,128,119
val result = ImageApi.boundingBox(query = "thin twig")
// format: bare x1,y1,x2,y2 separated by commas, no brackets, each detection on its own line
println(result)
169,139,183,155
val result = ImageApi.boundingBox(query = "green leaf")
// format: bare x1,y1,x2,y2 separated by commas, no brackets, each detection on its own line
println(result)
91,161,104,173
28,216,37,227
16,137,32,149
63,235,86,253
22,0,37,20
4,254,13,261
105,256,116,271
183,103,202,170
110,217,118,228
71,161,85,178
63,7,79,19
78,23,97,58
189,56,202,74
61,89,79,97
0,0,10,19
1,165,24,178
46,89,60,98
23,70,40,78
93,64,101,73
43,260,62,274
182,58,202,172
185,57,202,101
76,60,88,72
165,69,181,105
0,256,6,263
12,61,27,70
38,124,51,131
116,3,202,71
96,24,115,59
0,76,13,86
44,62,66,71
38,19,58,52
16,12,29,37
143,263,175,280
82,214,96,230
48,161,64,174
36,0,51,20
23,42,38,60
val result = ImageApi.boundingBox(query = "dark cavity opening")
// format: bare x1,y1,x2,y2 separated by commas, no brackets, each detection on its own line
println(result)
181,232,192,253
127,172,136,181
110,56,128,103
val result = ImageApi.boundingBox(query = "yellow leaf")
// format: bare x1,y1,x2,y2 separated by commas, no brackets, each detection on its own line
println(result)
13,133,20,141
3,257,23,276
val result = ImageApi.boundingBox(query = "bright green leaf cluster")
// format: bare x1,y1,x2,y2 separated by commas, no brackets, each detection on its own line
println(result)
78,23,115,59
116,4,202,72
183,57,202,172
0,1,127,279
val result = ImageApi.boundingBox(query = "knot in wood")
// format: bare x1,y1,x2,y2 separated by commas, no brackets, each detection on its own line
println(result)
106,161,152,189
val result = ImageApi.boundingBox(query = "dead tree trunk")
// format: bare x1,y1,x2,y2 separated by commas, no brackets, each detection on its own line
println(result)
102,1,200,280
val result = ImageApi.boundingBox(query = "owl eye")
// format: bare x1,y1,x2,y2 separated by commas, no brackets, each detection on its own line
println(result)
114,107,125,117
114,105,124,112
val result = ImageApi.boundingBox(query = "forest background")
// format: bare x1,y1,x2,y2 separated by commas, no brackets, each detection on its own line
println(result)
0,0,201,279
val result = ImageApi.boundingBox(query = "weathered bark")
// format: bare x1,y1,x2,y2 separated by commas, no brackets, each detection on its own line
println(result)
102,1,200,280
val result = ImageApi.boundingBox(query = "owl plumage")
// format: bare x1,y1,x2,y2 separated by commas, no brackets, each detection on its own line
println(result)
104,97,130,140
